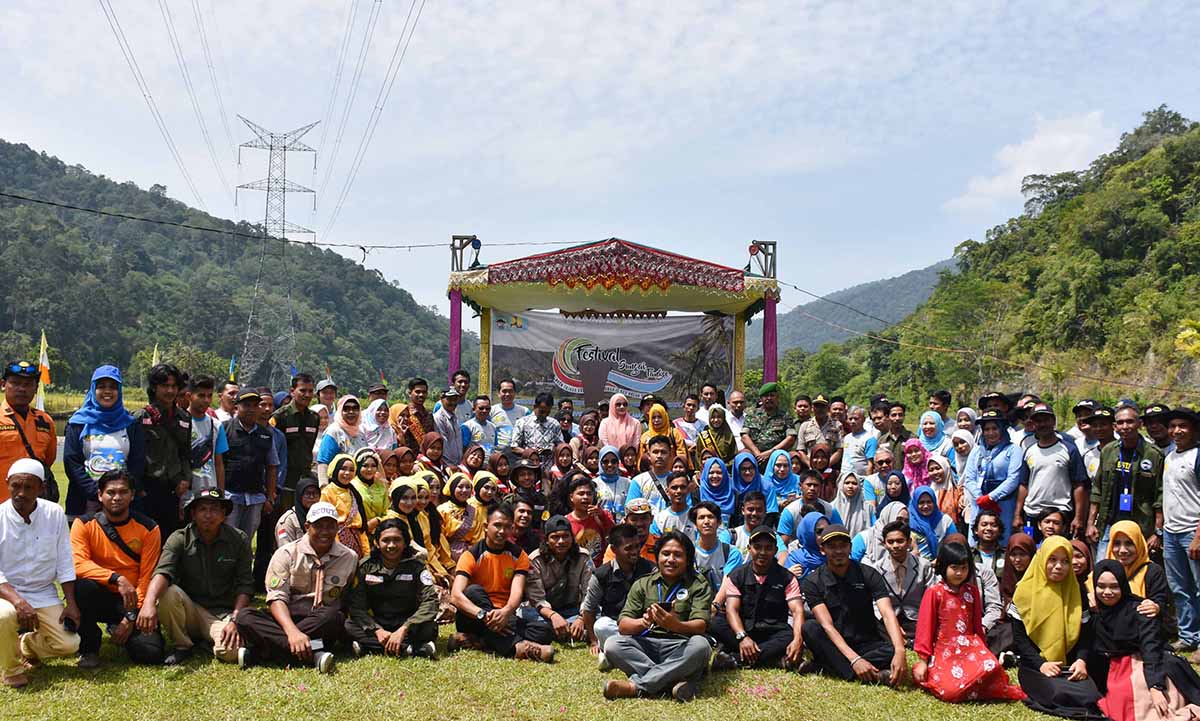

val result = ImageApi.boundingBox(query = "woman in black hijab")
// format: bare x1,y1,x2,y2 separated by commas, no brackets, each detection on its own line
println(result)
1088,559,1200,721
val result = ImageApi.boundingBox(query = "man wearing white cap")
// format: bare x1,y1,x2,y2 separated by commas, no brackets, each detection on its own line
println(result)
0,459,81,687
235,501,355,673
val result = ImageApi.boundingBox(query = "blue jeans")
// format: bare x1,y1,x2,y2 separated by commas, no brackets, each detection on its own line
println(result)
1163,530,1200,645
1096,526,1112,562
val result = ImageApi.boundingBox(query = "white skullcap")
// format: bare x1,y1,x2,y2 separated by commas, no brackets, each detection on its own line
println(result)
7,458,44,481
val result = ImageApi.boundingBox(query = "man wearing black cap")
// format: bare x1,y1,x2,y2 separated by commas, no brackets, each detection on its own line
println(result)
139,489,253,665
710,526,804,671
1079,406,1116,485
795,393,841,465
1142,403,1173,452
221,390,278,542
801,524,906,685
1067,399,1099,443
366,383,388,404
0,360,57,505
1161,407,1200,654
1089,405,1164,559
1018,403,1088,539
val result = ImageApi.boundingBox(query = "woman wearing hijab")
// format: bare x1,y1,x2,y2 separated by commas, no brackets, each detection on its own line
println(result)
963,411,1025,546
853,501,910,565
781,511,829,580
570,411,601,461
926,454,962,526
1071,539,1096,610
699,457,735,526
1089,560,1200,721
909,486,955,560
956,407,979,434
876,469,911,514
918,410,953,458
696,405,738,464
487,451,513,494
407,471,453,583
360,398,398,450
949,429,976,482
807,442,836,499
353,447,389,536
548,442,576,486
637,404,690,471
594,445,631,520
275,475,321,548
1011,536,1103,720
988,531,1037,659
316,395,367,485
320,453,370,557
64,365,145,518
1104,521,1170,614
416,431,450,488
902,438,932,491
459,444,487,479
438,471,483,562
309,403,329,465
598,393,641,450
832,472,873,536
765,448,801,511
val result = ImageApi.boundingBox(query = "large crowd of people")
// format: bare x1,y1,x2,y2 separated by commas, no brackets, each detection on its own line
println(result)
3,357,1200,717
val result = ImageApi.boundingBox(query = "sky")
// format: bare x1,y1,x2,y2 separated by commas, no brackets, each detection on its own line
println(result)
4,1,1199,320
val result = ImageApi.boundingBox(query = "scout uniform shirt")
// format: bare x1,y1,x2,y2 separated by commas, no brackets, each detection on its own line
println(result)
266,535,358,607
272,403,320,492
619,569,713,639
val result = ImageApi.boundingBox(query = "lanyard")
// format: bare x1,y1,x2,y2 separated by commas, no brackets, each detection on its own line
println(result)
1117,445,1135,496
658,580,683,605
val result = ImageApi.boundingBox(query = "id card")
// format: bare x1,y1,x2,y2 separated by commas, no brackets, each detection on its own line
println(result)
310,638,324,651
1119,493,1134,512
1023,524,1035,538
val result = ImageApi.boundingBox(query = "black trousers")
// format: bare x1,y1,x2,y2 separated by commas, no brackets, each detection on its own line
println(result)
139,486,183,540
453,584,553,657
800,619,895,681
253,490,291,593
236,601,345,664
710,614,794,668
344,615,437,653
75,578,165,664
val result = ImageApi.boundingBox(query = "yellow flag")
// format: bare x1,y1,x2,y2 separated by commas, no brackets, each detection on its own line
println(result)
34,331,50,411
151,343,161,367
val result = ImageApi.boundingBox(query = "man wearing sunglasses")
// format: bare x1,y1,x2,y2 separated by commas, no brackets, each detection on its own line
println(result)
0,360,57,503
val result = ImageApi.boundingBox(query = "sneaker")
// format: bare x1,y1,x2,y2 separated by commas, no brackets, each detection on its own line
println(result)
77,653,101,669
877,669,892,686
314,651,335,674
671,681,698,702
3,673,28,689
237,647,255,669
793,658,817,674
163,647,194,666
710,651,738,672
998,650,1017,669
597,651,611,672
603,679,638,700
514,640,555,663
447,633,479,654
350,641,364,658
414,641,437,660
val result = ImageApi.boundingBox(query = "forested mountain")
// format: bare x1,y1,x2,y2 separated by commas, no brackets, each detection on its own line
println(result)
0,139,473,391
770,105,1200,410
746,258,957,354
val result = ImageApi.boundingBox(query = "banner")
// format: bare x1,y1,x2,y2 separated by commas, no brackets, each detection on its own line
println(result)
489,311,734,406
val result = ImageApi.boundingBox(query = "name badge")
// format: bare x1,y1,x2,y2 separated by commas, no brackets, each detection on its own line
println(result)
364,574,384,585
309,638,325,651
399,573,414,581
178,419,190,429
285,427,299,434
1119,493,1134,512
305,427,318,433
1023,524,1035,538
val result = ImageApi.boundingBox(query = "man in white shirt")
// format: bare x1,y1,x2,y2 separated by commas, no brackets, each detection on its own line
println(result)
1162,407,1200,654
673,394,707,451
462,395,499,455
838,406,877,479
695,383,719,426
0,459,80,688
726,391,748,452
489,378,528,451
215,380,239,423
1018,403,1089,538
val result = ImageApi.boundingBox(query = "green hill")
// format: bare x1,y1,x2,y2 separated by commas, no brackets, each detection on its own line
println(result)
747,258,957,355
0,139,473,391
771,105,1200,409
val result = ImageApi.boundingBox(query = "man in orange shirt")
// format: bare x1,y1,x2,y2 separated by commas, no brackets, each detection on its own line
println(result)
71,469,164,667
0,360,57,503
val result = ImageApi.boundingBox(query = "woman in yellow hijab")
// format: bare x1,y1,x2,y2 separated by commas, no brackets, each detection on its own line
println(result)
319,453,371,557
637,404,691,471
1012,536,1104,719
438,471,485,561
1104,520,1170,615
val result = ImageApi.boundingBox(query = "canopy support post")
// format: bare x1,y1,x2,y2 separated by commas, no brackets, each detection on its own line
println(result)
762,291,779,382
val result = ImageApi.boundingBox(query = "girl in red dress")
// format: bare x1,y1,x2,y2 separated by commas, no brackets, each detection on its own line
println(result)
913,540,1026,703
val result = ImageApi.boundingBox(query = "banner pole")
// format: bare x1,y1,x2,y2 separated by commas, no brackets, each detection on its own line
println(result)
733,311,746,392
479,307,492,397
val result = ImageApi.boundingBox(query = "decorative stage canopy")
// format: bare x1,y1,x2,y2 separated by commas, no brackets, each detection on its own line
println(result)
448,238,778,315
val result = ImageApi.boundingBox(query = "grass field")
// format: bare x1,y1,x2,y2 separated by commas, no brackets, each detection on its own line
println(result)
6,640,1051,721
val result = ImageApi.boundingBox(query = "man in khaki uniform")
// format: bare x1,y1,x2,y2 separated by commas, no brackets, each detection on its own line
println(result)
138,489,253,665
235,501,356,673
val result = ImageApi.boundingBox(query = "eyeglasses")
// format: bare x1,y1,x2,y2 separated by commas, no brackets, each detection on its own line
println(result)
615,402,627,407
5,362,37,377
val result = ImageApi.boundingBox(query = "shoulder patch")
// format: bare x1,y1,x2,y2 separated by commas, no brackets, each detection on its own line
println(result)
420,569,434,586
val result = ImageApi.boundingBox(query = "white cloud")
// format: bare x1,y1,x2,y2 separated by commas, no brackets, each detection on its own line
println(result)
943,111,1119,215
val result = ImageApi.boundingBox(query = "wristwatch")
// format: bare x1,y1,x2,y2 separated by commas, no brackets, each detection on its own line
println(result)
124,610,138,623
476,609,487,621
735,631,747,641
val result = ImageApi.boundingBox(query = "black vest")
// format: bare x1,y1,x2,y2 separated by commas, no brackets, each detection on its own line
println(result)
222,420,273,493
727,561,794,633
593,558,655,619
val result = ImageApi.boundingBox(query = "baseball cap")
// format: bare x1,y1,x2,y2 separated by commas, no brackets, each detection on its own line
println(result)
315,379,337,393
977,391,1011,409
367,383,387,394
306,501,339,524
819,524,852,545
1029,403,1055,418
3,360,38,380
442,388,462,398
748,525,776,543
1082,407,1114,423
1141,403,1171,421
1072,399,1099,414
185,488,233,515
625,498,653,516
977,408,1007,425
236,389,262,404
543,515,572,536
7,457,44,481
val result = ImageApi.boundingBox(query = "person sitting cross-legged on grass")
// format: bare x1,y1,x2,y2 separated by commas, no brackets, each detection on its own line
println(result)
580,524,655,671
138,489,253,666
602,530,714,703
449,502,555,662
344,518,439,659
235,501,356,673
526,515,593,645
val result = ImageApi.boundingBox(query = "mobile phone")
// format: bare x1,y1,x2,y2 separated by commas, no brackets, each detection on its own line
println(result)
63,618,77,634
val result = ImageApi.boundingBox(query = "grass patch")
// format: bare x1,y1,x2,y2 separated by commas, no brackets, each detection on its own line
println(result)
7,640,1049,721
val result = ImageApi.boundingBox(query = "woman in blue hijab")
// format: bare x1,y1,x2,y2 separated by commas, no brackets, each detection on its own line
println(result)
699,457,735,525
783,511,829,579
765,448,800,509
63,365,145,518
917,410,952,456
908,486,954,560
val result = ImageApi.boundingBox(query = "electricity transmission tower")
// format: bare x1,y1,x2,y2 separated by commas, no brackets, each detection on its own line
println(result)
235,115,317,387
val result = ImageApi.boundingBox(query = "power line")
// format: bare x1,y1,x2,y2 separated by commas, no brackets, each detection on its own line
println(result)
96,0,208,211
157,0,233,205
776,279,895,327
313,0,361,202
322,0,426,243
0,189,577,251
189,0,237,156
316,0,384,203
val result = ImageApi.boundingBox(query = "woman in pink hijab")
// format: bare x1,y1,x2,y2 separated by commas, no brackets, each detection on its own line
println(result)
902,437,931,491
599,393,641,449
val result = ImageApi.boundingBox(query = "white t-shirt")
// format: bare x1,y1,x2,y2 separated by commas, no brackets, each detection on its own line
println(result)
1163,446,1200,533
189,413,229,492
82,428,130,481
1022,439,1082,517
594,476,631,520
651,506,695,537
727,413,746,451
839,429,878,478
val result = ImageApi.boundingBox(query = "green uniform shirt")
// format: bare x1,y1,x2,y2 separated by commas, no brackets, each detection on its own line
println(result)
271,403,320,491
743,407,797,453
346,554,439,631
154,523,254,615
135,403,192,491
1093,437,1164,540
619,569,713,638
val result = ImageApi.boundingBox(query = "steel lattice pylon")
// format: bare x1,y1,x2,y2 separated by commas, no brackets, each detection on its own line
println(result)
235,115,317,387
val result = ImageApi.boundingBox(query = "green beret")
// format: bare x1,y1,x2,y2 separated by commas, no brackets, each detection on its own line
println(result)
759,382,780,396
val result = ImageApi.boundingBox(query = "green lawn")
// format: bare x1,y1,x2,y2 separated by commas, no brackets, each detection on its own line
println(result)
7,640,1050,721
